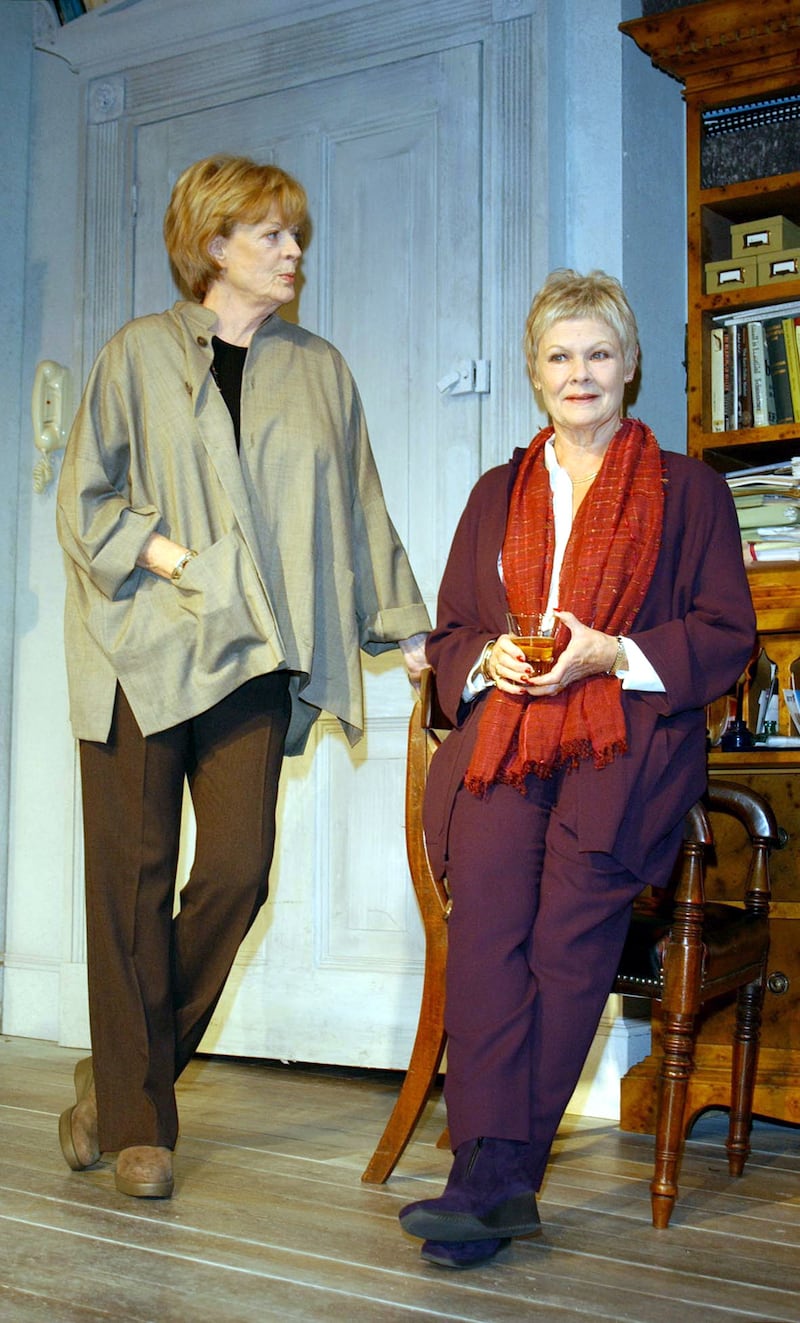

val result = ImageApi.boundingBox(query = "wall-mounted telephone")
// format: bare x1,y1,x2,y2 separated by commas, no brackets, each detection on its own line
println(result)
32,360,71,493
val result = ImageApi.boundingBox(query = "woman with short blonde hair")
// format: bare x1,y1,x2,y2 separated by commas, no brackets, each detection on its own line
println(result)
399,268,753,1270
524,267,640,381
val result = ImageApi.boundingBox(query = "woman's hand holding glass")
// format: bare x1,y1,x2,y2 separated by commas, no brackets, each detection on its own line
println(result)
489,610,620,695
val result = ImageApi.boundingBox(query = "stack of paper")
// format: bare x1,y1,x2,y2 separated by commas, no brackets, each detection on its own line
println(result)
726,461,800,563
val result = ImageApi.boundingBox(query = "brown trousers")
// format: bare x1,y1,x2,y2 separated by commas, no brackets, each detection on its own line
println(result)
79,674,291,1152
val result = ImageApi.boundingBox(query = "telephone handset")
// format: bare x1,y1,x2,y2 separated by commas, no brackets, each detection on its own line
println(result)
32,360,71,493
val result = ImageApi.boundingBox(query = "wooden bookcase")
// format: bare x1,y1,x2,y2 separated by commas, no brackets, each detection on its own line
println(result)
619,0,800,1134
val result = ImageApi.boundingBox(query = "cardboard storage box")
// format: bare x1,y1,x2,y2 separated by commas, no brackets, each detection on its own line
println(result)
757,248,800,286
731,215,800,257
704,256,759,294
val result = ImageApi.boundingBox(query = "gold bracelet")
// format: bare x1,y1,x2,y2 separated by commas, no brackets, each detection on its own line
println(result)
480,640,497,683
608,636,627,676
170,549,198,582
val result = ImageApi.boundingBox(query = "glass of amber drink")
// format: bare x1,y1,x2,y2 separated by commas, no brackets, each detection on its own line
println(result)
505,612,555,676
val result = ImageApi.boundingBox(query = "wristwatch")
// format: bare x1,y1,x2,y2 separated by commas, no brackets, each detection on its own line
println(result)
608,636,627,676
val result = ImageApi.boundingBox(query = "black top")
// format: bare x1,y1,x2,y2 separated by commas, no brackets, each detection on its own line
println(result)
211,336,247,449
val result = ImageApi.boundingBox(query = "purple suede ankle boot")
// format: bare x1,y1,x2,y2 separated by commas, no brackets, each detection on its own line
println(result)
399,1137,541,1243
420,1236,510,1268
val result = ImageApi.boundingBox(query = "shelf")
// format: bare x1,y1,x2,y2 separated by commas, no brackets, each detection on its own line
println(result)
699,174,800,220
709,748,800,772
697,281,800,315
700,431,800,462
693,258,800,448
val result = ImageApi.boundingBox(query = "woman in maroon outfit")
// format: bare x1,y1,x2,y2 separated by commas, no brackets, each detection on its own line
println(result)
399,270,755,1269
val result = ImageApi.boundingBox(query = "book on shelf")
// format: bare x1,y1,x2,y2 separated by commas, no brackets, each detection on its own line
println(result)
747,320,774,426
737,322,753,430
743,521,800,534
727,475,800,498
725,458,800,479
763,318,795,424
735,498,800,531
708,316,787,432
732,492,767,508
732,486,800,503
728,324,739,429
783,316,800,421
710,326,725,432
723,326,734,430
712,298,800,327
744,538,800,563
727,465,800,484
766,327,778,424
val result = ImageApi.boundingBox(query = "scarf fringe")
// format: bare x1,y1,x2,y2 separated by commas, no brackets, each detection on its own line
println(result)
466,734,629,797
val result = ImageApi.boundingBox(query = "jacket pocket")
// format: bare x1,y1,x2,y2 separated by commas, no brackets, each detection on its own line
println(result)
102,530,279,676
173,530,277,668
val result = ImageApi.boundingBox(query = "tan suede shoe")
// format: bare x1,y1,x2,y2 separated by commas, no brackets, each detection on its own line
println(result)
58,1057,100,1171
115,1145,174,1198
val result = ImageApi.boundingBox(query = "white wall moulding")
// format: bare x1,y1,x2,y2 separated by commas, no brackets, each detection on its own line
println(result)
36,0,494,74
87,74,124,123
492,0,541,20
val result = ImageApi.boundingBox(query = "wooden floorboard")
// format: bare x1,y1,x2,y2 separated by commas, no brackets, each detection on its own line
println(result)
1,1037,799,1322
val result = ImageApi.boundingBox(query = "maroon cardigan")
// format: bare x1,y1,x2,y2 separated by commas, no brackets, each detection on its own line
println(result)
424,444,756,889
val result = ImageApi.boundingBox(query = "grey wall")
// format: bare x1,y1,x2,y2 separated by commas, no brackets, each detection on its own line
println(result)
0,0,34,1014
621,0,687,451
546,0,686,451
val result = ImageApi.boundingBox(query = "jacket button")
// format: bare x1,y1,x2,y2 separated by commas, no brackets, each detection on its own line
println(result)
197,336,209,347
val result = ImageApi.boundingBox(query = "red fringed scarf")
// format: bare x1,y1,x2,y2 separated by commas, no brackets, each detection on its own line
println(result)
465,417,665,795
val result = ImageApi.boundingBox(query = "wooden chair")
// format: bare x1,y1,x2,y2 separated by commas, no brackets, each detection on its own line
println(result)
361,667,452,1187
361,667,780,1230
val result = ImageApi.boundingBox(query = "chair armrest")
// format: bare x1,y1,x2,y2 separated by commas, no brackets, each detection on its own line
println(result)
706,778,780,847
706,779,780,918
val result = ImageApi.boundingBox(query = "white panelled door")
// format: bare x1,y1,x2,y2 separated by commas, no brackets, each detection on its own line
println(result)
126,47,483,1067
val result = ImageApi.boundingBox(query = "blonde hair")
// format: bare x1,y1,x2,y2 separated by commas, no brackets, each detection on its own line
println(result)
523,268,639,383
163,154,310,300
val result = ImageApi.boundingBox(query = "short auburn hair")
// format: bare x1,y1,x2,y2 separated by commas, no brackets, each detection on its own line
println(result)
523,268,639,382
163,154,310,300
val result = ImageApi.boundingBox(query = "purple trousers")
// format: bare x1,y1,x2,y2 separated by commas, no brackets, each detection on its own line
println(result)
443,769,643,1189
79,674,291,1153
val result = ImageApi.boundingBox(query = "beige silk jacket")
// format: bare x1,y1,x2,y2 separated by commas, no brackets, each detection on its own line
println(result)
57,301,429,752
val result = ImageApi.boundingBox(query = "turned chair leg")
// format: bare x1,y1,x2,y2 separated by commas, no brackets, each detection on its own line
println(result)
651,1009,697,1229
726,978,764,1177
